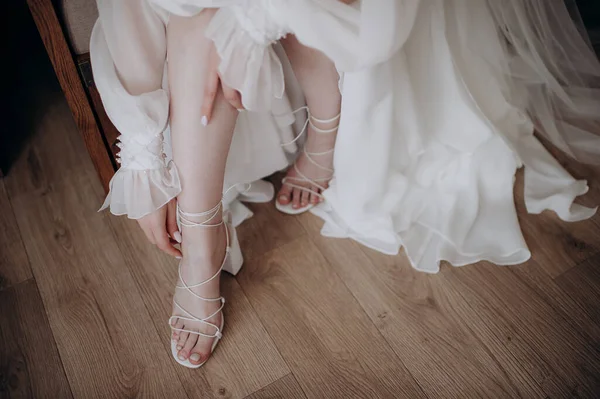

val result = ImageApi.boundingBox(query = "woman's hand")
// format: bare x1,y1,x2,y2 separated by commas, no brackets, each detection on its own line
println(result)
200,38,244,125
137,199,182,258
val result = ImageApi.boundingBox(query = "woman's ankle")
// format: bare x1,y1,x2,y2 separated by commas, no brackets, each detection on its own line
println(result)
181,224,227,266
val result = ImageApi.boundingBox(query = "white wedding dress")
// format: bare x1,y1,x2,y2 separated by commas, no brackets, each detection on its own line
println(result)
94,0,600,273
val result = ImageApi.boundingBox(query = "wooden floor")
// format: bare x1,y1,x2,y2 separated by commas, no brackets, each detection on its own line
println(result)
2,48,600,399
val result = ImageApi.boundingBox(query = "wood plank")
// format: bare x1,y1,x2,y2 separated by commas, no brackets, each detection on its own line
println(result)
108,215,291,398
26,0,115,192
86,84,120,160
297,213,544,399
555,253,600,327
1,286,35,398
4,94,189,399
236,200,307,262
76,53,121,161
3,94,95,198
7,171,189,399
0,180,31,290
245,374,307,399
0,280,72,398
509,257,600,346
445,262,600,398
237,234,426,399
514,149,600,279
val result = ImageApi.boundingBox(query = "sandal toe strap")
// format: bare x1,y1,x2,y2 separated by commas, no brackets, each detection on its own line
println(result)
169,298,224,339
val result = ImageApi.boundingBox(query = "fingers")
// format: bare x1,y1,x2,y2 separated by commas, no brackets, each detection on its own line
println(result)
153,229,182,259
221,83,244,110
137,207,181,258
201,68,219,125
166,200,181,244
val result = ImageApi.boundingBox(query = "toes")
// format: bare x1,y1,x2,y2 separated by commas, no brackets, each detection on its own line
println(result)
310,186,321,204
317,188,325,203
189,339,212,365
171,318,184,340
310,191,319,204
178,333,198,361
300,190,310,208
177,331,189,353
292,188,302,209
277,184,293,205
171,319,177,340
189,351,206,365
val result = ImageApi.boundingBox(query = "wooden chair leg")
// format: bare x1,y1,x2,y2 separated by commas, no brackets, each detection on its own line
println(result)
26,0,115,193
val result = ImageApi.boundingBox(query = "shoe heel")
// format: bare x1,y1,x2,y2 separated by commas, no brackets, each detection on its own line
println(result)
224,221,243,276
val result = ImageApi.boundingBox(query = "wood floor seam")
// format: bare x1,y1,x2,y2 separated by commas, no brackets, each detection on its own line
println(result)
552,251,600,282
307,235,430,399
231,274,299,393
0,180,34,290
104,217,196,399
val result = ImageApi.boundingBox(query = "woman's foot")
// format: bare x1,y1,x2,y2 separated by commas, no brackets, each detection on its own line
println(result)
277,112,339,210
170,210,228,367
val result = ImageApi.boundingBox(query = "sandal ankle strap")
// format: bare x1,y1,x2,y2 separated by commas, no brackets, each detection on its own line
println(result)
279,106,340,197
280,106,340,147
178,201,224,229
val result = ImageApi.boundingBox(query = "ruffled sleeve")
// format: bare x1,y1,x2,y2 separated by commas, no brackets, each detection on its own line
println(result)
91,0,181,219
205,4,289,112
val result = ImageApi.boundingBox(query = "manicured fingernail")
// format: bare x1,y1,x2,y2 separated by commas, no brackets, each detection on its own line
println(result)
173,231,182,243
201,115,208,126
176,256,182,260
190,353,201,362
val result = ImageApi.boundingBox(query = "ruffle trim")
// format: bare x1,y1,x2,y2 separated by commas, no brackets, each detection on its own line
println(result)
311,134,597,274
205,7,286,112
99,162,182,220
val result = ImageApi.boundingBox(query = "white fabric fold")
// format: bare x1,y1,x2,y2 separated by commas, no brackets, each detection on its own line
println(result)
205,6,287,112
309,0,600,273
517,136,597,222
100,161,182,219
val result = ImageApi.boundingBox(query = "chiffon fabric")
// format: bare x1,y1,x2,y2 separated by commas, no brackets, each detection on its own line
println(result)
303,0,600,272
93,0,600,273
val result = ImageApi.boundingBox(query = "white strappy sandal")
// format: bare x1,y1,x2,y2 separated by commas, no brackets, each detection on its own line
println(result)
277,107,340,215
169,200,243,369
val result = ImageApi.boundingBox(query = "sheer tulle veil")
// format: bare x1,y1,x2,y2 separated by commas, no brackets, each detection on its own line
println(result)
296,0,600,165
304,0,598,164
470,0,600,164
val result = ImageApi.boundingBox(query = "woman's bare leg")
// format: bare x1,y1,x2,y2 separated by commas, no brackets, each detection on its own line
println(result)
278,35,342,208
167,12,238,366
